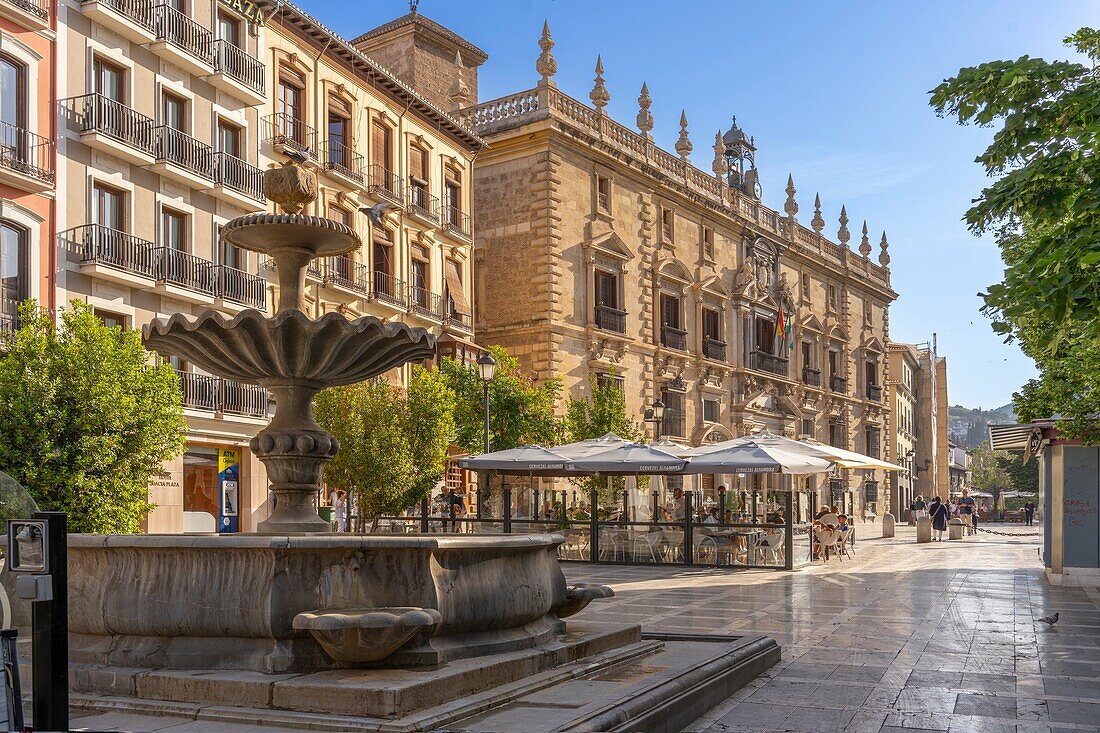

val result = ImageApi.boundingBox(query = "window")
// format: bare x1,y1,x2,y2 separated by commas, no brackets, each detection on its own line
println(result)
801,341,813,370
371,121,392,172
865,427,881,459
1,54,26,130
93,58,125,102
702,226,714,261
277,69,305,141
828,418,844,448
702,307,721,341
96,310,127,330
661,208,674,243
327,97,351,169
216,10,241,47
800,418,814,438
865,360,878,387
754,316,776,354
410,245,429,308
373,235,393,276
661,386,686,437
596,175,610,212
217,120,241,158
660,293,681,329
703,398,720,423
801,272,810,301
863,299,872,324
444,259,471,319
408,145,427,183
828,349,840,378
0,221,27,323
595,269,618,309
827,284,838,313
595,372,624,392
162,209,187,251
93,183,125,230
162,92,187,132
444,172,462,224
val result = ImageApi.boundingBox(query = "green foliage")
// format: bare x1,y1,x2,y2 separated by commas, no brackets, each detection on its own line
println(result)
438,345,563,453
969,441,1039,498
564,370,642,502
315,367,456,530
0,300,186,533
931,29,1100,442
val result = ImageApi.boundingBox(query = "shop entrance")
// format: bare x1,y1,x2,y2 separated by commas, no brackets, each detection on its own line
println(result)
183,446,239,533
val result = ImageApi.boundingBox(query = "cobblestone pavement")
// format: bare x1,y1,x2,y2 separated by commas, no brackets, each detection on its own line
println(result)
565,523,1100,733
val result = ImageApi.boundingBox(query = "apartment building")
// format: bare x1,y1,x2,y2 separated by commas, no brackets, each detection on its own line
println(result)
888,341,951,508
886,342,918,517
1,0,56,330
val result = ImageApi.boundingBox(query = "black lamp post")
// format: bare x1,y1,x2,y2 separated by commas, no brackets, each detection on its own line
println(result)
477,352,496,453
653,399,665,440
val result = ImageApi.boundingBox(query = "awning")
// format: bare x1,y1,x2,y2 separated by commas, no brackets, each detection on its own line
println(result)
444,260,471,316
567,443,686,475
988,423,1043,451
458,445,573,475
553,433,631,459
687,434,836,474
798,439,904,471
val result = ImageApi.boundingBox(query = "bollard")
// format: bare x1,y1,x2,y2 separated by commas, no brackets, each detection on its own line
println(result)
882,513,895,538
916,515,931,543
948,517,965,541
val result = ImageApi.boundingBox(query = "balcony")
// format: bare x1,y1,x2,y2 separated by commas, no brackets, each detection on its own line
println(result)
150,125,213,187
660,325,688,351
208,39,265,104
177,370,268,419
0,121,54,193
321,256,368,300
594,304,626,334
751,351,789,377
830,375,847,393
702,337,726,362
802,367,822,387
366,164,402,205
67,225,159,288
407,183,440,224
0,0,49,31
409,285,444,321
322,140,364,188
67,93,156,166
0,311,15,336
207,152,264,209
445,310,472,333
80,0,155,45
367,270,406,309
866,384,882,402
150,4,213,76
154,247,216,303
263,113,316,160
442,205,472,241
216,265,265,310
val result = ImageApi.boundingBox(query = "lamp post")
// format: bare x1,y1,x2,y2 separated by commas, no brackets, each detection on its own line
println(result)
653,399,665,440
476,352,496,453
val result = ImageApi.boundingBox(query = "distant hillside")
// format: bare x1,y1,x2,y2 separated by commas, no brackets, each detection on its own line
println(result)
948,403,1015,449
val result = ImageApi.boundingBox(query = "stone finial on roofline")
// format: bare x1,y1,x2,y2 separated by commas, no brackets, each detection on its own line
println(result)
712,131,728,179
637,82,654,140
784,174,798,219
860,220,872,258
590,55,610,114
675,109,692,161
811,193,824,234
536,20,557,87
838,205,851,247
879,231,891,267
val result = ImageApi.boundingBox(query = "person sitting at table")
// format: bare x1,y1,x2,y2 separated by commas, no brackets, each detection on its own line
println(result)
723,509,734,525
703,508,719,525
664,488,685,522
541,501,555,519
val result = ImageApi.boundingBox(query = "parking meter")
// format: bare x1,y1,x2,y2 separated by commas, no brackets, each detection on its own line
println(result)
7,512,66,732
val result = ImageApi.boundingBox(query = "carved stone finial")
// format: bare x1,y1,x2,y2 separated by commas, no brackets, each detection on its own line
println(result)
837,205,850,247
536,20,557,86
784,174,798,218
263,161,317,214
879,231,891,266
811,193,824,234
589,55,610,114
859,220,871,257
712,131,727,179
675,109,692,161
448,49,470,111
637,82,653,139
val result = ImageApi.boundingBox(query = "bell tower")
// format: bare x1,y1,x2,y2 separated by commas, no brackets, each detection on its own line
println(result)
723,116,761,200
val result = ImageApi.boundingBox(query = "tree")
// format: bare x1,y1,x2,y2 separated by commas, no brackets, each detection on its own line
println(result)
314,367,456,530
564,370,643,504
930,28,1100,442
438,346,563,454
969,442,1012,493
0,300,186,533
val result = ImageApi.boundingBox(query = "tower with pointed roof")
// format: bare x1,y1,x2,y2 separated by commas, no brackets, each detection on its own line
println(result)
722,116,761,199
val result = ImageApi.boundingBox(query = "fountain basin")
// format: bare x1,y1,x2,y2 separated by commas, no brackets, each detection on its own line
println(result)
293,607,442,663
68,533,572,673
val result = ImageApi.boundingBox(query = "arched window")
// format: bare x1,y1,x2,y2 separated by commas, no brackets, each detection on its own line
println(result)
0,220,28,327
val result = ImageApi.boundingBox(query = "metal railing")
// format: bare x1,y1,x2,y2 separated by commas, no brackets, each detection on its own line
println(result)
68,93,156,155
323,139,364,183
67,224,159,279
306,259,323,279
802,367,822,387
367,164,402,203
217,265,264,308
154,125,213,179
84,0,153,30
661,325,688,351
213,152,263,201
211,38,264,94
176,369,267,417
407,184,440,222
409,285,444,320
866,384,882,402
322,255,369,293
830,375,847,393
702,337,726,361
446,310,472,331
0,311,15,335
594,304,626,333
157,247,216,295
153,4,212,65
751,351,789,377
263,112,316,157
442,205,471,238
368,270,405,307
0,121,54,185
5,0,49,20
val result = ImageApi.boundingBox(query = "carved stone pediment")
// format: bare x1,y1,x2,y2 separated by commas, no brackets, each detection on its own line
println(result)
588,338,628,364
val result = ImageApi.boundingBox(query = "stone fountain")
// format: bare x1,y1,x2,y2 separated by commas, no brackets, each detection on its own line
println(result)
65,163,779,732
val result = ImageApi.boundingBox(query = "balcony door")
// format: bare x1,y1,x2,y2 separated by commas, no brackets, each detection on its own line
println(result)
327,108,349,169
595,268,621,330
1,54,25,131
93,184,125,231
0,221,26,325
216,11,241,47
93,58,125,103
277,71,304,143
702,308,721,341
217,120,241,158
371,121,392,173
162,209,187,252
865,360,878,388
163,93,186,133
754,315,776,355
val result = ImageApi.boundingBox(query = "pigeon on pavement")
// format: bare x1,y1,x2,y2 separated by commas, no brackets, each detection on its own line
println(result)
1038,612,1059,626
285,148,311,165
360,202,395,226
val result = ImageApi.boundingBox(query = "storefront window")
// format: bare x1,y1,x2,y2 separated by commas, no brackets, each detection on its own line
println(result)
183,448,219,530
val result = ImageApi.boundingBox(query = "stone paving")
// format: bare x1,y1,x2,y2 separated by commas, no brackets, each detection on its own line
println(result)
566,523,1100,733
70,523,1100,733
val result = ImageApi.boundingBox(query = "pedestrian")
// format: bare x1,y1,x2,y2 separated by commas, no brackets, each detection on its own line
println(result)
913,495,928,519
958,489,976,535
333,489,347,532
1024,499,1036,526
930,496,950,541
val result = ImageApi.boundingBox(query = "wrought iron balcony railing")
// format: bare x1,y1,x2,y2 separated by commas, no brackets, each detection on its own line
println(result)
323,139,364,183
594,304,626,334
263,112,316,157
661,325,688,351
157,247,216,295
751,351,789,377
407,183,440,223
176,369,268,418
446,310,472,331
322,256,370,294
367,270,405,307
830,375,847,393
409,285,444,320
153,3,212,65
211,38,264,94
866,384,882,402
154,125,213,179
6,0,50,21
702,337,726,361
442,205,471,238
367,164,402,203
68,93,156,155
67,224,159,279
803,367,821,387
84,0,153,30
0,120,54,185
217,265,265,309
212,152,263,201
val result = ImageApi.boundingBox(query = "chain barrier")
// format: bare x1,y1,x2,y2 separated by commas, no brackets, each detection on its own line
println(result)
973,525,1043,537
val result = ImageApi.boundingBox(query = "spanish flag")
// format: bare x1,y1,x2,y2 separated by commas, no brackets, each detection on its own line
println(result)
776,307,793,351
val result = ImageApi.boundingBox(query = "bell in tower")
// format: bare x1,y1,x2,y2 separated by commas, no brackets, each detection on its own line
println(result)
723,116,761,200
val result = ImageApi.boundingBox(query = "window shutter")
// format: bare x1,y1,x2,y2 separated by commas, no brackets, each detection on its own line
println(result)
444,260,471,316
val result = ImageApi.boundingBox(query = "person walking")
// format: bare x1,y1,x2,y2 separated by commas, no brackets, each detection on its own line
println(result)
930,496,950,541
913,495,928,519
958,489,976,536
1024,499,1036,526
333,489,348,532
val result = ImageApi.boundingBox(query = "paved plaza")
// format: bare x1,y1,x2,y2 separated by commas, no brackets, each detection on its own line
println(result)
70,523,1100,733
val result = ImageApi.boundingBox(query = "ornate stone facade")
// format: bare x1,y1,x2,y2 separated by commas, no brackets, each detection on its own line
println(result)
459,25,898,514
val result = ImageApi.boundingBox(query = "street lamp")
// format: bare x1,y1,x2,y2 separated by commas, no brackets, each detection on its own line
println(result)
476,352,496,453
652,399,665,439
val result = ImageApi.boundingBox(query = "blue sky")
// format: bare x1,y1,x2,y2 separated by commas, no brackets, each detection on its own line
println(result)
314,0,1097,409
